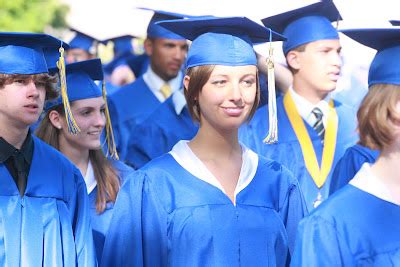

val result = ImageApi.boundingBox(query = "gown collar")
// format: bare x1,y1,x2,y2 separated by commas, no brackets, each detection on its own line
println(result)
169,140,258,201
83,160,97,194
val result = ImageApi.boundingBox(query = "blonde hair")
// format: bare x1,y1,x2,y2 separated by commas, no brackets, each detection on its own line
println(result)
358,83,400,150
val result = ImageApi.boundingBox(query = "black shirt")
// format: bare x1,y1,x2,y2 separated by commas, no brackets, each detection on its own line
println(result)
0,133,34,196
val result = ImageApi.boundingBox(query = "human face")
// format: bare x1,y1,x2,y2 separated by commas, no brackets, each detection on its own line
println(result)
0,77,46,128
65,48,94,64
292,39,342,96
196,65,257,132
59,97,106,151
146,38,188,81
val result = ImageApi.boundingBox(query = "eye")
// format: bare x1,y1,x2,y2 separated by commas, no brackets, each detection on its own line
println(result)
242,78,256,87
100,107,106,114
80,109,91,116
14,79,27,85
211,80,227,87
34,82,46,88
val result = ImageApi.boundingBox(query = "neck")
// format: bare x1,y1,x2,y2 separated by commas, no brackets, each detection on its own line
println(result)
292,78,328,105
0,117,29,149
58,138,90,176
371,147,400,187
189,123,241,161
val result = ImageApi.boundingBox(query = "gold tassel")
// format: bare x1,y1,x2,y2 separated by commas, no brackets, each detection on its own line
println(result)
57,46,80,134
102,80,119,160
263,33,278,144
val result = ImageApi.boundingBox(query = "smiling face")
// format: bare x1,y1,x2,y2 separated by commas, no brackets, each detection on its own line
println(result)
0,75,47,129
185,65,258,132
56,96,106,151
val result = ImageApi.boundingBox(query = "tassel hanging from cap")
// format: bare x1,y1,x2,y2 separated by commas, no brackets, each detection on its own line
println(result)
263,29,278,144
57,46,80,134
102,80,119,160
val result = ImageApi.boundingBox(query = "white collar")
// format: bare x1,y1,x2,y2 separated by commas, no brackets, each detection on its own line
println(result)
169,140,259,204
289,86,331,127
142,66,183,102
350,163,400,206
84,160,97,194
172,89,187,115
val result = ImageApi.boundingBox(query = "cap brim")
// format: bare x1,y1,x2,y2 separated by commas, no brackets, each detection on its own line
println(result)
340,28,400,50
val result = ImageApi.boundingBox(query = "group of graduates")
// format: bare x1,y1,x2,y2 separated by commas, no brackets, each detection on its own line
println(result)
0,0,399,266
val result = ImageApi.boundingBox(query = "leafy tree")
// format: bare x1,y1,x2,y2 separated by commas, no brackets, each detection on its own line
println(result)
0,0,69,32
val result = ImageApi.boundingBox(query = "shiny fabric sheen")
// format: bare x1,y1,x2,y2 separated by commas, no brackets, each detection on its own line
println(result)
0,45,47,74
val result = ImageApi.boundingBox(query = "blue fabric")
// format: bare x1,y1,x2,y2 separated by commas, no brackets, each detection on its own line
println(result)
101,153,307,266
0,32,68,75
69,30,97,53
330,144,379,195
239,95,358,211
0,136,96,266
157,16,285,68
292,185,400,266
89,160,134,264
125,98,198,168
108,76,161,160
46,59,104,110
104,53,149,79
144,9,187,40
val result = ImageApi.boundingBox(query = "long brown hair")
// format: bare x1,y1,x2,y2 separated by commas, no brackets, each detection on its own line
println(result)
35,105,121,213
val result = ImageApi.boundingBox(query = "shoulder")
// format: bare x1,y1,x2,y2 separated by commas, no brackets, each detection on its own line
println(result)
109,76,148,101
111,159,135,183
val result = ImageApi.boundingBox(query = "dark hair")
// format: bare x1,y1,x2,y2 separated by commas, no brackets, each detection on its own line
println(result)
358,83,400,150
184,65,260,123
35,105,121,213
0,73,59,100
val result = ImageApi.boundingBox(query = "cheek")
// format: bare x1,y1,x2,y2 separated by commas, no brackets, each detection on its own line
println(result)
242,87,257,105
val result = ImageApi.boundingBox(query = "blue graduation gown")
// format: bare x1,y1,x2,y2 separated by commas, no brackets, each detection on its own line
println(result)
108,76,161,160
125,98,198,169
240,96,358,211
330,144,379,195
291,185,400,266
101,153,307,266
0,136,96,266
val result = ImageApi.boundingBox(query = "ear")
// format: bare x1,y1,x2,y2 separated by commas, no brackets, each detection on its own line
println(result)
144,38,153,56
183,75,190,93
286,50,301,71
48,110,63,130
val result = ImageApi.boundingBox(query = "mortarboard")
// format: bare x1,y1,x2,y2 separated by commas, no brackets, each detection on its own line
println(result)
47,58,119,159
140,8,189,40
68,29,98,55
341,28,400,87
158,16,286,143
261,0,341,55
390,20,400,26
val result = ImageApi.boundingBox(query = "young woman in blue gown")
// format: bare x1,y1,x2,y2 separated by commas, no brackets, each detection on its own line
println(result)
35,59,134,263
101,16,307,267
292,28,400,266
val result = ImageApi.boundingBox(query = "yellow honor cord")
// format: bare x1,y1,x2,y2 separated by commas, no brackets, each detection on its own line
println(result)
263,44,278,144
102,80,119,160
57,47,80,134
283,92,338,188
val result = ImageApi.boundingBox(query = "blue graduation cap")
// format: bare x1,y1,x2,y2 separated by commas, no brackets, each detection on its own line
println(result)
390,20,400,26
0,32,68,75
139,8,189,40
157,16,285,68
69,29,98,54
340,28,400,87
158,16,285,143
261,0,341,55
108,35,135,57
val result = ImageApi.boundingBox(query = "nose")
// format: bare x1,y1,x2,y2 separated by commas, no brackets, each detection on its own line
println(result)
332,51,342,68
230,81,242,103
95,111,106,129
26,80,40,98
173,46,186,61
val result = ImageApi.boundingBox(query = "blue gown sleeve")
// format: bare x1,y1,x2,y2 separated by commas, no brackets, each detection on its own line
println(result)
70,168,98,267
101,171,168,267
291,216,354,267
277,166,308,255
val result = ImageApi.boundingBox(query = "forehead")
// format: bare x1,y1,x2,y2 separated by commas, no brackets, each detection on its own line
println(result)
71,96,105,108
154,38,187,46
210,65,257,76
305,39,341,50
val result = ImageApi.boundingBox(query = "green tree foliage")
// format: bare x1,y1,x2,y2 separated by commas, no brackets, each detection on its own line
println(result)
0,0,69,32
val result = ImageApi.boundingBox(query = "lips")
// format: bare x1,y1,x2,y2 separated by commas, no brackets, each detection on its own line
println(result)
24,103,39,112
222,106,244,117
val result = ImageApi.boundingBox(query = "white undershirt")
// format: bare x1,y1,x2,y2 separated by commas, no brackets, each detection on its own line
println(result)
83,160,97,194
289,87,331,127
169,140,259,204
143,66,183,102
171,89,187,115
350,163,400,206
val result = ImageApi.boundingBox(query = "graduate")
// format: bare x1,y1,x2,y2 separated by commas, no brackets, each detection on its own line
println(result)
125,89,198,169
292,28,400,266
0,32,96,266
66,28,98,64
107,9,189,160
101,16,307,266
240,0,358,211
35,58,134,263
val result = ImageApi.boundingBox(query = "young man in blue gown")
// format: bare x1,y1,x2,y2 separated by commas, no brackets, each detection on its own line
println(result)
240,1,358,211
0,32,96,266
